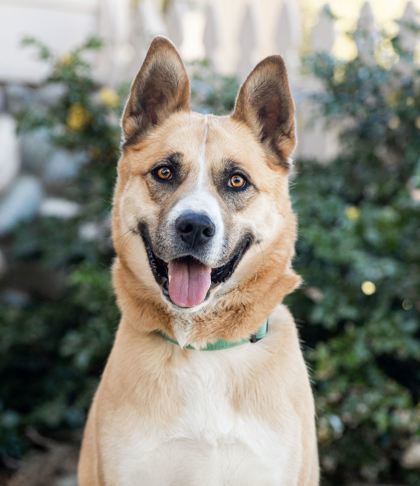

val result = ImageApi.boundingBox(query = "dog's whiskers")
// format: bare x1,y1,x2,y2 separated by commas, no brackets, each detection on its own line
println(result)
113,226,137,253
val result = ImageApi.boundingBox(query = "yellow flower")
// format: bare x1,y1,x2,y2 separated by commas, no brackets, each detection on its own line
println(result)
59,54,74,66
346,206,360,221
99,87,120,108
318,422,331,444
388,116,400,130
384,91,398,106
66,104,90,131
361,281,376,296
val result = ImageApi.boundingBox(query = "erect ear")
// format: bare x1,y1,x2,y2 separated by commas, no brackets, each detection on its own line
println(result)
122,36,190,144
232,56,295,167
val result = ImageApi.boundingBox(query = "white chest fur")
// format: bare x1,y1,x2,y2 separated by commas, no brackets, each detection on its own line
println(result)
105,341,302,486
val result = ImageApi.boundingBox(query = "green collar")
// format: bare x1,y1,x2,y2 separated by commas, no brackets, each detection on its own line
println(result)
156,320,269,351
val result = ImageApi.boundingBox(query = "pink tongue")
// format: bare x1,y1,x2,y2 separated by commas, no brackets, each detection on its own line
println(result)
168,259,211,308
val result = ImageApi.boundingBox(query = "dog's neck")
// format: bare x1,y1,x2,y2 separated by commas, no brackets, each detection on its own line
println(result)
155,319,268,351
112,233,300,348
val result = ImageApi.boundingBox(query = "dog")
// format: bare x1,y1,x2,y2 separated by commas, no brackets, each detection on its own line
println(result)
78,36,319,485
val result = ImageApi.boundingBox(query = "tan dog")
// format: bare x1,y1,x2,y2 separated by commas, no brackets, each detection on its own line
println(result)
78,37,318,485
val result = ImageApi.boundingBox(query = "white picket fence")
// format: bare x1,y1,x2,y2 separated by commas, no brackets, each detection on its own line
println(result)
0,0,418,160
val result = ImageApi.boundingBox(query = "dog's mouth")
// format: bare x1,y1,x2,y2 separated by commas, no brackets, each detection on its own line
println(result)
140,228,252,308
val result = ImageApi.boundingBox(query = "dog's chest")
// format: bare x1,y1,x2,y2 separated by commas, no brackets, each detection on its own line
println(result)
109,348,301,485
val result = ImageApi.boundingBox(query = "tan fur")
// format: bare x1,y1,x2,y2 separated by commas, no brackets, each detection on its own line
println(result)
79,37,319,485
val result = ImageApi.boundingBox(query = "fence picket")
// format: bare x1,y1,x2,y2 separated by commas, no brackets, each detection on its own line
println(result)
296,3,338,161
203,3,220,69
237,3,258,80
274,0,301,85
97,0,134,84
165,1,184,49
355,1,377,64
310,4,335,53
398,1,418,57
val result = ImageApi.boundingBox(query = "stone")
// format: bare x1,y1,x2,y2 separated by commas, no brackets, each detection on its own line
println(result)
0,289,30,308
79,218,112,250
43,149,88,184
55,476,77,486
34,83,66,106
0,176,43,235
5,83,32,114
79,221,101,241
0,86,6,112
0,114,20,193
40,198,80,219
20,127,54,173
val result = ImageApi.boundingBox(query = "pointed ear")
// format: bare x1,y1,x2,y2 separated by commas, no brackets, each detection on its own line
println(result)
122,36,190,144
232,56,295,167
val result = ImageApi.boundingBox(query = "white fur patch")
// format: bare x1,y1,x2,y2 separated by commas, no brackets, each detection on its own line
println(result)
103,331,303,485
167,116,225,263
172,314,193,348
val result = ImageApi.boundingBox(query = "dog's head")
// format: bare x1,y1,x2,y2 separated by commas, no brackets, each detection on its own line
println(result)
113,37,298,323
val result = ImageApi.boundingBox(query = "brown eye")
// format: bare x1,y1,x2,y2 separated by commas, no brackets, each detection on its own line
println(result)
155,166,173,181
228,173,247,190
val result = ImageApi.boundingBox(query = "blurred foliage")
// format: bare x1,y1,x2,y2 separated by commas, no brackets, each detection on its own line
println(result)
288,23,420,485
0,23,419,485
0,38,121,462
0,39,238,466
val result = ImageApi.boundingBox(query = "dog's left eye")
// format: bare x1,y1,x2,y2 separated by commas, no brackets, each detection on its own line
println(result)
228,173,248,190
153,166,173,181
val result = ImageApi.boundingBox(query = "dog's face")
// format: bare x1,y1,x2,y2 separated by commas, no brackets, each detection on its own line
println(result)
113,37,296,313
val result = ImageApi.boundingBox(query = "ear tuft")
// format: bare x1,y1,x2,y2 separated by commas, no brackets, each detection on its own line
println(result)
232,55,295,167
122,36,190,144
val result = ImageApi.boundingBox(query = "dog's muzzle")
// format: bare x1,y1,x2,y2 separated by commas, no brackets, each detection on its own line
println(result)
138,222,253,309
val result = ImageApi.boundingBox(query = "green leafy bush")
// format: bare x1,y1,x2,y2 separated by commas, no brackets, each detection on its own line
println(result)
287,23,419,485
1,38,121,461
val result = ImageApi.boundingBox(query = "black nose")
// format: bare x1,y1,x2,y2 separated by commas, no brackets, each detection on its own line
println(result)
175,212,216,248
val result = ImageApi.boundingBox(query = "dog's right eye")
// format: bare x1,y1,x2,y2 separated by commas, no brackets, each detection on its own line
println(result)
152,166,173,182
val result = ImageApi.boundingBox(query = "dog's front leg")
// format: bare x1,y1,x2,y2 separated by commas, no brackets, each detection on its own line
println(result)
78,400,103,486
